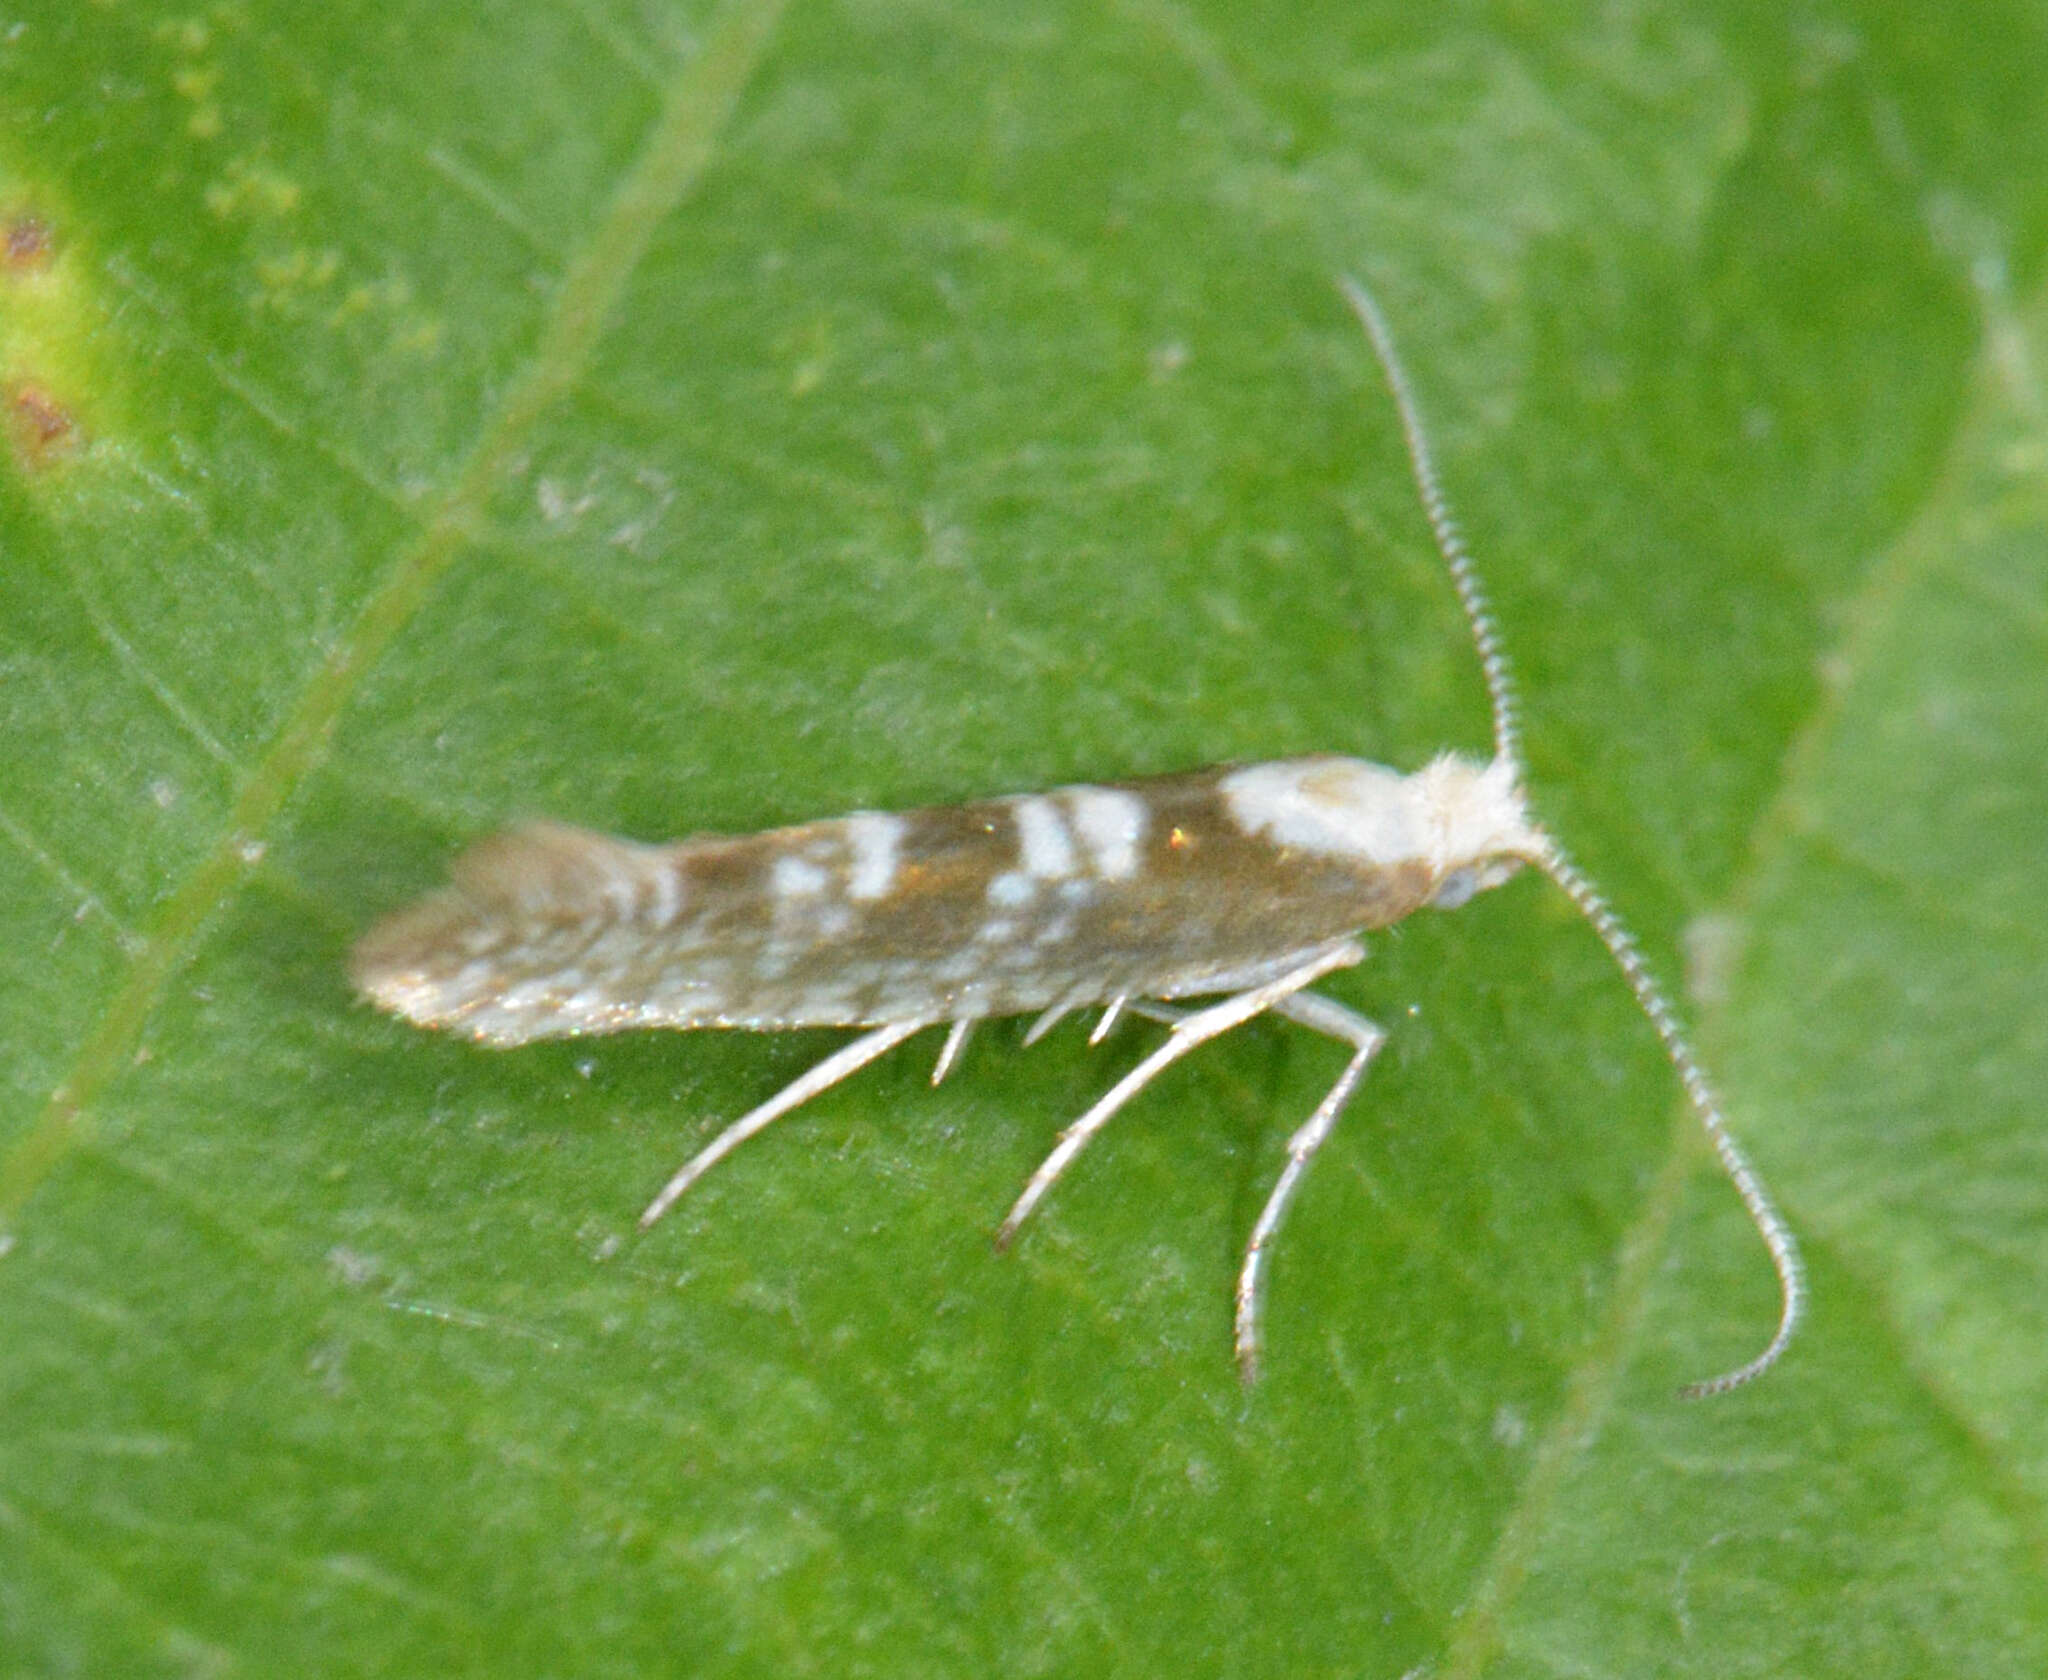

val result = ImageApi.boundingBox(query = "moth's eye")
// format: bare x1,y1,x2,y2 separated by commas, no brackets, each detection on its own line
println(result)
1430,867,1479,910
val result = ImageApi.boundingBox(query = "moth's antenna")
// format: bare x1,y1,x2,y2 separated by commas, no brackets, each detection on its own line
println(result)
1336,273,1521,772
1535,842,1804,1396
1336,270,1804,1395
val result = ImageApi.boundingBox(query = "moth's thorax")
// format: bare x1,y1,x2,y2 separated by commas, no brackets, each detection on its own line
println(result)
1219,752,1545,909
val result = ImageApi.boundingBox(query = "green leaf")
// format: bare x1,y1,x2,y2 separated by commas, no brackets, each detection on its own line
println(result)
4,1,2045,1673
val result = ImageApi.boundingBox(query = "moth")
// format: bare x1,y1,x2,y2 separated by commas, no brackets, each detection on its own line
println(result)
352,276,1803,1395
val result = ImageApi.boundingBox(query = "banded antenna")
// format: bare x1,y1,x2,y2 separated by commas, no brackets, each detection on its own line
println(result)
1337,274,1804,1397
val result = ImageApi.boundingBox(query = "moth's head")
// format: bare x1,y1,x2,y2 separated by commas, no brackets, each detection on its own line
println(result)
1409,752,1550,909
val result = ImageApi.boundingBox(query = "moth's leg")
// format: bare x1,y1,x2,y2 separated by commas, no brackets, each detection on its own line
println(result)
1233,990,1387,1384
1087,995,1130,1044
1127,999,1185,1027
994,940,1364,1250
1030,980,1132,1048
931,1018,975,1085
1023,1004,1072,1047
639,1018,936,1228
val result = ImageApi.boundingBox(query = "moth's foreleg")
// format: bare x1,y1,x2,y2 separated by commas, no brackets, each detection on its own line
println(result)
639,1017,936,1228
1234,990,1388,1384
993,939,1365,1252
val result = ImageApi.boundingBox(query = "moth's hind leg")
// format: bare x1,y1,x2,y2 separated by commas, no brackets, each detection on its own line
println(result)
639,1017,936,1228
1235,991,1388,1384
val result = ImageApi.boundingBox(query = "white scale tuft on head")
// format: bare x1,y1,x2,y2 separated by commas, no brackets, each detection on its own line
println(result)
1407,753,1546,907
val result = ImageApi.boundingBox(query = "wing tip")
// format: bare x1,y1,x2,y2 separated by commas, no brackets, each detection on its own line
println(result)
351,823,649,1029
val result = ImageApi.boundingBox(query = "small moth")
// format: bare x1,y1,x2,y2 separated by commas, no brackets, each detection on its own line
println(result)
353,276,1803,1396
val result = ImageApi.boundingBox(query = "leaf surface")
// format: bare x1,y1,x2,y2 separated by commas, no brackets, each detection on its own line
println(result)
3,2,2045,1674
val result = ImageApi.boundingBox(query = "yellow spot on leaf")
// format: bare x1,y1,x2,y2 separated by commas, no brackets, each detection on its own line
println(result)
172,64,219,102
6,380,80,467
207,157,303,220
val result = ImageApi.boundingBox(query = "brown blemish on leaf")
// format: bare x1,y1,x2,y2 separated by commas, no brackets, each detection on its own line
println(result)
6,381,78,466
4,214,54,271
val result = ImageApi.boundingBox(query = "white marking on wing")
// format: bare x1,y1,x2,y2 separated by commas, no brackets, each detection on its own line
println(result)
645,863,684,929
771,854,830,898
986,870,1037,908
1062,786,1146,880
841,812,904,901
1220,758,1425,864
1011,796,1076,879
600,871,640,919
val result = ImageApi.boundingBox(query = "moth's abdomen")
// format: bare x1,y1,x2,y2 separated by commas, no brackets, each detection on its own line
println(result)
351,760,1452,1046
